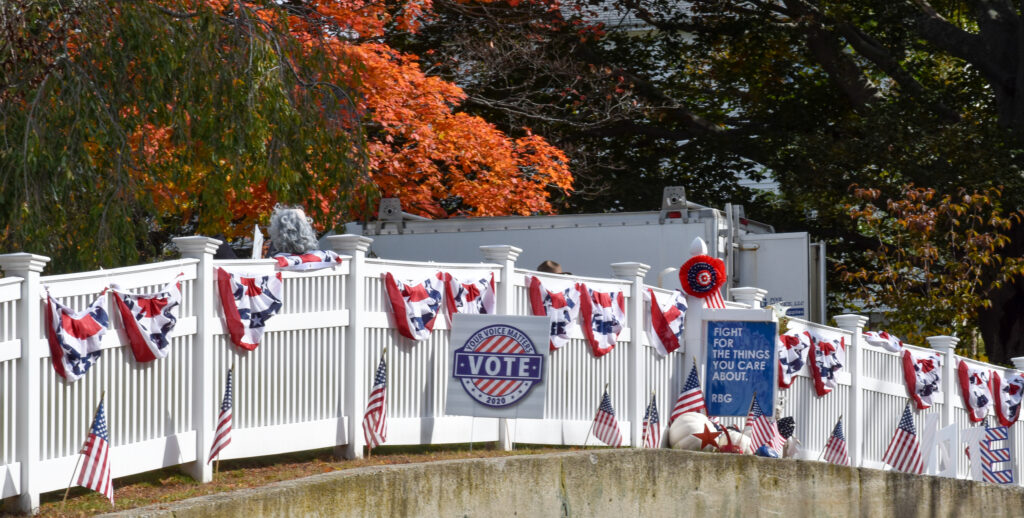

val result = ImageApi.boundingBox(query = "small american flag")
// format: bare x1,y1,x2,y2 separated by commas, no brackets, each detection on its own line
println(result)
672,364,707,422
822,416,850,466
591,388,622,447
746,394,784,453
207,369,233,463
78,398,113,504
362,355,388,449
882,403,923,474
641,393,661,448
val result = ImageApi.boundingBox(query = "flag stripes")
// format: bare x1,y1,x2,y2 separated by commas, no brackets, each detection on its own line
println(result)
591,389,622,447
77,399,113,503
881,404,923,474
208,369,233,463
363,355,388,449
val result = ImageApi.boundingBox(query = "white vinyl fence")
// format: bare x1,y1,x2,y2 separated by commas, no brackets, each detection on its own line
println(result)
0,235,1022,512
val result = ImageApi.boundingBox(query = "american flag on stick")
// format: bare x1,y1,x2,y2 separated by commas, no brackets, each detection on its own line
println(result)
881,403,923,474
642,391,661,448
208,368,233,464
822,416,850,466
589,385,623,447
363,349,388,450
71,394,113,504
746,393,785,453
672,361,707,422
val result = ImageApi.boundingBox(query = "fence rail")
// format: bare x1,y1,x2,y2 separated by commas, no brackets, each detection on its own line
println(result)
0,236,1022,512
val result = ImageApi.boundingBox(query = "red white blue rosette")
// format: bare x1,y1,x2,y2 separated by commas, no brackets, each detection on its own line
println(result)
679,255,726,299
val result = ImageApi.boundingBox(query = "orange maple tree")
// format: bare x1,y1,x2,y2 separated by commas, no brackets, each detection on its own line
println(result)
139,0,573,235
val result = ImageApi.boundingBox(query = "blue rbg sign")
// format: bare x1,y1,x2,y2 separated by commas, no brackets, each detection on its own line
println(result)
705,320,778,417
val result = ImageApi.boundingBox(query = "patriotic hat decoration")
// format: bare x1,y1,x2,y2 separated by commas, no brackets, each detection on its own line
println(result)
679,254,726,300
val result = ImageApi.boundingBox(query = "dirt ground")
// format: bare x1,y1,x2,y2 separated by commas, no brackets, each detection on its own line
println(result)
11,443,577,517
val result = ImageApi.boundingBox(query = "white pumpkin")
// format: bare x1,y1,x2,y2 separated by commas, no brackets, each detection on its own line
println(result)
667,412,718,451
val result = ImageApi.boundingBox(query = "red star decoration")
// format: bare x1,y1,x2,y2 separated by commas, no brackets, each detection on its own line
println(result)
692,423,721,451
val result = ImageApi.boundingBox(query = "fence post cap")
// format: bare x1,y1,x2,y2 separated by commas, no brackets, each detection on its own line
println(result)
610,262,650,279
172,236,222,257
0,253,50,275
833,314,869,331
324,234,374,254
925,335,959,352
479,245,522,263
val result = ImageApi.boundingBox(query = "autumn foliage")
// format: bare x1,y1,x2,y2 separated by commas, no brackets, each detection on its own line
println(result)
838,185,1024,358
143,0,572,230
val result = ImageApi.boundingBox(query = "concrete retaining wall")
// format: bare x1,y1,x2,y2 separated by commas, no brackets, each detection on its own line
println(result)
104,450,1024,518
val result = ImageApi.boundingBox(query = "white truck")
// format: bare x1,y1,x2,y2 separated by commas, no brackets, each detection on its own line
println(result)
341,187,826,323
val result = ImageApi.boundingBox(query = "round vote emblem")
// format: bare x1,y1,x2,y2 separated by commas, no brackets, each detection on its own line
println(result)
453,324,544,408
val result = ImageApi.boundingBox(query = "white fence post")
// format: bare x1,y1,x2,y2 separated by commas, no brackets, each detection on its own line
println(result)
731,287,767,309
834,313,868,467
326,234,373,459
611,262,651,448
480,245,522,451
926,336,959,430
172,237,221,483
0,253,50,514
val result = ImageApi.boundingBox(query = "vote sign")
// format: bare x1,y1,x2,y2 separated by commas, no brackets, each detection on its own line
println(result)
703,311,778,418
446,315,549,418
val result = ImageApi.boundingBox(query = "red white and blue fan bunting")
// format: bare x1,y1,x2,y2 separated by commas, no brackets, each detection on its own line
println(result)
957,360,994,423
216,268,284,351
272,250,343,271
443,272,496,324
777,330,812,389
679,254,726,309
577,283,625,358
384,272,444,341
901,349,942,409
527,276,580,351
644,289,687,356
993,371,1024,427
863,330,904,352
111,278,182,363
45,292,110,382
808,333,845,396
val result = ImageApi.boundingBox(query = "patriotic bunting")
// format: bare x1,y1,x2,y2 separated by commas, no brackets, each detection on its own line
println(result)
45,292,110,382
882,403,923,474
777,330,812,389
383,272,444,341
679,254,727,309
808,334,845,397
272,250,343,271
590,388,623,447
957,360,993,423
577,283,625,358
77,397,113,504
443,272,496,324
216,268,284,351
863,330,904,352
111,278,181,363
993,370,1024,427
644,289,687,356
901,349,942,410
527,276,580,352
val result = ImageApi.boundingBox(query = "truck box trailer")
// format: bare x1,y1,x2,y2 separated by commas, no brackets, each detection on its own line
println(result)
340,187,826,323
